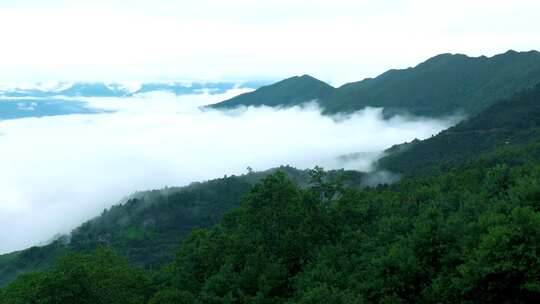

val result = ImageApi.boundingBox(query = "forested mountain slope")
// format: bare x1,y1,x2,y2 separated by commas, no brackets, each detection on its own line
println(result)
0,167,364,287
323,50,540,116
0,168,281,287
378,83,540,175
212,50,540,117
2,153,539,303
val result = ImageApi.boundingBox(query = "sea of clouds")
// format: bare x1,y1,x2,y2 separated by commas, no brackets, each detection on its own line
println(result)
0,88,459,253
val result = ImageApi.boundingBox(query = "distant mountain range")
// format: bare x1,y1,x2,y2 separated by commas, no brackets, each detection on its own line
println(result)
212,50,540,117
0,81,265,99
0,99,109,120
0,81,266,120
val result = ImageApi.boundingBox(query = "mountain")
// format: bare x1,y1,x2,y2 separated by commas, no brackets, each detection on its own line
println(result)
323,50,540,117
0,81,265,99
0,81,266,121
377,83,540,175
0,99,108,120
134,82,265,96
0,166,365,287
57,82,122,97
3,150,540,302
210,75,335,109
0,82,127,98
211,50,540,117
0,171,260,287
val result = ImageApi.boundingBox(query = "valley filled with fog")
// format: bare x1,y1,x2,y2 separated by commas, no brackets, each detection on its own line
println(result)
0,85,459,253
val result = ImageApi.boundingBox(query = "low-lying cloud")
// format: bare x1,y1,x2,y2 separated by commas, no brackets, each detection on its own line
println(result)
0,90,459,253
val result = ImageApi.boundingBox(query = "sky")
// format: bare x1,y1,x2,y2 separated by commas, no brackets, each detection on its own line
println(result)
0,0,538,85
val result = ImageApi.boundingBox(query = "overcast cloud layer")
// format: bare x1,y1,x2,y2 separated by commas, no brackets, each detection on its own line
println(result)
0,90,459,253
0,0,538,84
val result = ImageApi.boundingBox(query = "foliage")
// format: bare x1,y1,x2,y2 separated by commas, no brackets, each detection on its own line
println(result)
2,158,540,302
378,83,540,176
0,248,153,304
0,241,68,288
0,166,364,287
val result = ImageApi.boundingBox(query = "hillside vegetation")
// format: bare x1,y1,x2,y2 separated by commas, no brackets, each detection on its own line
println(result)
0,167,364,287
1,154,539,302
378,83,540,176
212,50,540,118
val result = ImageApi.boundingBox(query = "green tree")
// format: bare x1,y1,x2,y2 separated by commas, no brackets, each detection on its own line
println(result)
460,207,540,303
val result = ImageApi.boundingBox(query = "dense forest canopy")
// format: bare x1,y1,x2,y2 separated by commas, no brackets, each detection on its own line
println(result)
1,155,539,302
0,167,365,287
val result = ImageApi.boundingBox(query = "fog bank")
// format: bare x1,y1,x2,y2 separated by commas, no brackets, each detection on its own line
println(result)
0,90,458,253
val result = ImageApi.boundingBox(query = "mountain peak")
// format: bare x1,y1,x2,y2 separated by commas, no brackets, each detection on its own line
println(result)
416,53,470,68
297,74,318,80
210,74,334,109
279,74,325,84
212,50,540,117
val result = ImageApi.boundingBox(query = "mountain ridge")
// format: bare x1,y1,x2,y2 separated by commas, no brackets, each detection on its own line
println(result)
0,166,365,287
211,50,540,117
377,82,540,175
0,81,266,98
